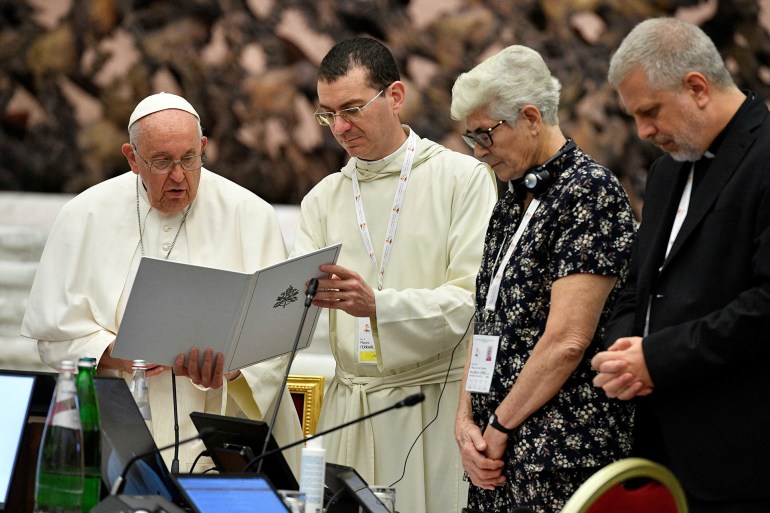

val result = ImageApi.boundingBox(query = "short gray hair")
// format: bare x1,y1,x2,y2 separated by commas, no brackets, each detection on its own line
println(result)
451,45,561,125
608,17,735,91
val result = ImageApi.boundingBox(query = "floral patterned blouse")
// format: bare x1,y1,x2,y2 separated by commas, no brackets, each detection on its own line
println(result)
469,145,636,510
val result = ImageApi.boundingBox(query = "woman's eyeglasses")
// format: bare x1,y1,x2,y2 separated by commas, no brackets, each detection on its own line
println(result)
461,120,505,149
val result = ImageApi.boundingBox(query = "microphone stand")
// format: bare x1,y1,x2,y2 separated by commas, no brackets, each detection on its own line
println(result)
171,370,180,475
245,393,425,472
256,278,319,474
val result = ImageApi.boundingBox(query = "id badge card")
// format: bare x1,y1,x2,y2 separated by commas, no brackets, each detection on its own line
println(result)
465,334,499,393
357,317,377,365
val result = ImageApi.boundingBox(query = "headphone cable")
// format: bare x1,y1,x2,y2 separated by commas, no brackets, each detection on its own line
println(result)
388,313,474,488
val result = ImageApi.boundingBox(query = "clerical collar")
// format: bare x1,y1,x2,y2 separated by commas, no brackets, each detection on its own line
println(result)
703,90,755,159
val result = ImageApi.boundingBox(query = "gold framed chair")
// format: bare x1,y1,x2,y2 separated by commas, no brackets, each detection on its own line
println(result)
560,457,688,513
287,375,325,438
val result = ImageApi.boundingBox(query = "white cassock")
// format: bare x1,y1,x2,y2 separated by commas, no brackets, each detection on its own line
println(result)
22,169,303,476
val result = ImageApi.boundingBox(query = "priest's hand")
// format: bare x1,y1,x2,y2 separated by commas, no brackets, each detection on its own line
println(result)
314,264,376,317
174,347,240,389
592,337,654,400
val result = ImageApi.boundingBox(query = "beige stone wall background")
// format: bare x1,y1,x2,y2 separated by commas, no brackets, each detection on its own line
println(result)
3,0,770,213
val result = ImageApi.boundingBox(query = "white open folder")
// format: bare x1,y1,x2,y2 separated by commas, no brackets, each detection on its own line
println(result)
112,244,341,372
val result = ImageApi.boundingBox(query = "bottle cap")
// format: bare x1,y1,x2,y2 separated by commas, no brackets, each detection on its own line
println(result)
78,357,97,368
307,436,324,450
132,359,148,369
59,360,75,372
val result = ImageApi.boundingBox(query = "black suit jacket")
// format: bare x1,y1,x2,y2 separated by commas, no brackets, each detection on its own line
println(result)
605,94,770,500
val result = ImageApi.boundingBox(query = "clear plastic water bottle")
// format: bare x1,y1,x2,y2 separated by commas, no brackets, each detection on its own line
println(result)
76,357,101,512
35,360,84,513
129,359,153,433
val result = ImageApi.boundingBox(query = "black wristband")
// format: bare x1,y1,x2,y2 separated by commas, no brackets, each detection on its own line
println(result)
488,412,515,435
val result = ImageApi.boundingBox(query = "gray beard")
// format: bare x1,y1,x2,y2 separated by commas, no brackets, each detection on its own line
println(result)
669,145,704,162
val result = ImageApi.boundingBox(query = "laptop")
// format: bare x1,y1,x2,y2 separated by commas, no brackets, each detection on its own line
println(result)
324,463,391,513
189,411,298,490
173,473,290,513
94,376,185,506
0,373,36,511
0,369,56,417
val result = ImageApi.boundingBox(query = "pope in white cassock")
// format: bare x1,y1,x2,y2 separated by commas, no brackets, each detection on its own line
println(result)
292,38,497,513
21,93,303,475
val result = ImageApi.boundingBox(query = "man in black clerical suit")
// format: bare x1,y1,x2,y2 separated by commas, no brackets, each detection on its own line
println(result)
592,17,770,513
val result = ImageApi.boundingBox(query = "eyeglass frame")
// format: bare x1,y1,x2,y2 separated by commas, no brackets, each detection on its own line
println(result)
314,87,388,126
132,145,207,175
461,120,506,149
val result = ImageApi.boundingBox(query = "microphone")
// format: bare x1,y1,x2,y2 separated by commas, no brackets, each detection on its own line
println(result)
395,393,424,407
305,277,319,307
110,426,216,495
245,393,425,472
257,277,321,474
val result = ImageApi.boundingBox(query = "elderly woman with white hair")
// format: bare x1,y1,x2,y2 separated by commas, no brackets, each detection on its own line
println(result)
451,45,636,512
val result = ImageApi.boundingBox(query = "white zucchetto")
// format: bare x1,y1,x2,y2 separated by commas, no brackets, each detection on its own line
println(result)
128,92,200,130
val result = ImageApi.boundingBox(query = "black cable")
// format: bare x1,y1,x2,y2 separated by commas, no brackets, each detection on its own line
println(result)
388,314,474,488
188,450,209,474
324,488,348,511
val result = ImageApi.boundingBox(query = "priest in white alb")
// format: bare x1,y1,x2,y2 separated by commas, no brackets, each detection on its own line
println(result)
292,38,497,513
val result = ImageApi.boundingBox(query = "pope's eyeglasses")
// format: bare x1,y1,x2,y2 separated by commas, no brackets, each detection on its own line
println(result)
132,145,206,175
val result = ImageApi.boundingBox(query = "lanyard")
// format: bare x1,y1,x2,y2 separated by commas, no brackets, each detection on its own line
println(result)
484,198,541,312
351,130,417,291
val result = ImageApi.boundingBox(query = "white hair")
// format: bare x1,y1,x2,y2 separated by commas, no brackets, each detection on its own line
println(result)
451,45,561,125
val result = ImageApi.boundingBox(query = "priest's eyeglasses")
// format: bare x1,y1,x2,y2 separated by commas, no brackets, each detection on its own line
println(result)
314,88,385,126
461,120,505,149
132,145,207,174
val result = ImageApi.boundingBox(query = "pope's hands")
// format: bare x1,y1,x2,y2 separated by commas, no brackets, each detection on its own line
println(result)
98,342,165,376
174,347,240,389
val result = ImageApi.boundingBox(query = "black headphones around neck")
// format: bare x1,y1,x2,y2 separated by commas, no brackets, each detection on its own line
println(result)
513,138,577,197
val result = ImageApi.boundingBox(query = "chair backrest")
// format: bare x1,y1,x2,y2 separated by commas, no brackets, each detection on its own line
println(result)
560,458,688,513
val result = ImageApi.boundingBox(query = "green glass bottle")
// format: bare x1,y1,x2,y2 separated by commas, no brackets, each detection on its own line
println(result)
76,358,101,512
35,360,84,513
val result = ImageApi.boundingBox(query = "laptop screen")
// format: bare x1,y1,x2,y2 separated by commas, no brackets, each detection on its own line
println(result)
94,376,184,505
174,474,289,513
0,374,35,510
